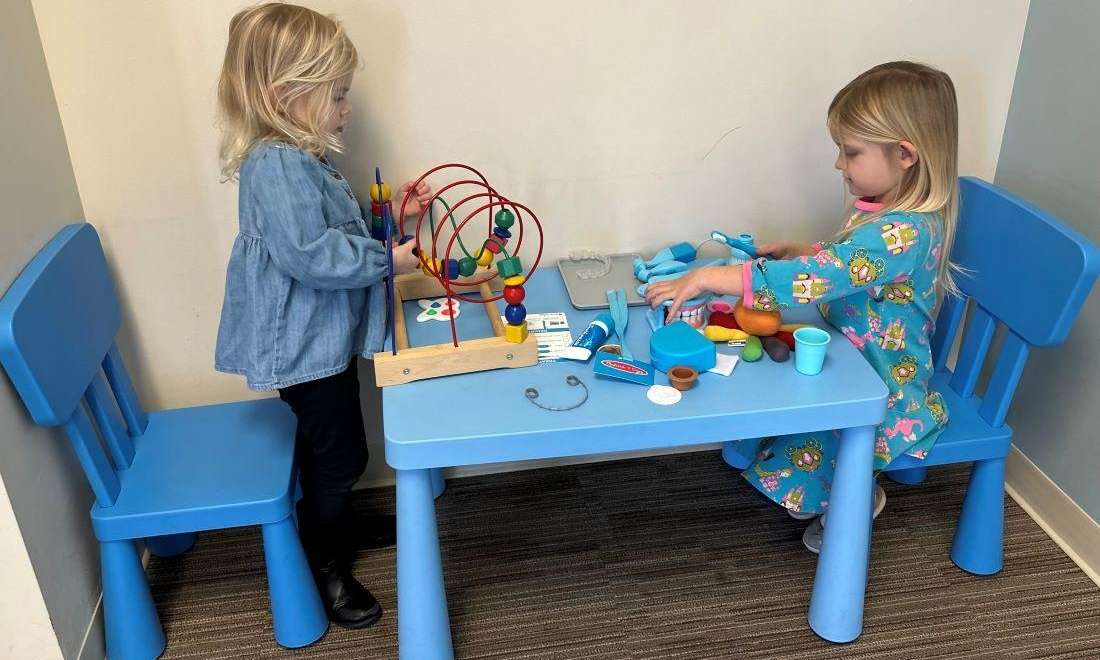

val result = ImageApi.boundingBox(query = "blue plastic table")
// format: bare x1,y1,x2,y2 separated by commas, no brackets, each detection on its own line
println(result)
383,269,888,658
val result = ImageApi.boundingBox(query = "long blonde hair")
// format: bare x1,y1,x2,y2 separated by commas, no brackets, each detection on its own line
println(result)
828,61,960,296
217,3,358,179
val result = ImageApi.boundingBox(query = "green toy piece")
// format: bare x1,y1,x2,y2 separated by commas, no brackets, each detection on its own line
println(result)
496,256,523,279
741,335,763,362
458,256,477,277
494,208,515,229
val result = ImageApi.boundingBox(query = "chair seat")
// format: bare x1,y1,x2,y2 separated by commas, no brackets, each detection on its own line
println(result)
884,370,1012,472
91,398,297,541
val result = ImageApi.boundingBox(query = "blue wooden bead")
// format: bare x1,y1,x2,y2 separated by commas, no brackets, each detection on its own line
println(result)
493,226,511,240
446,259,460,279
504,304,527,325
370,216,385,240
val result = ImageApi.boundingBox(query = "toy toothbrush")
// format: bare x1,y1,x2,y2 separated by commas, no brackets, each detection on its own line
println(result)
710,231,757,260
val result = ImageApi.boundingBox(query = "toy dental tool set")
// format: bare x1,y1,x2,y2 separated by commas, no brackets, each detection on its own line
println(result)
633,232,757,330
546,227,834,408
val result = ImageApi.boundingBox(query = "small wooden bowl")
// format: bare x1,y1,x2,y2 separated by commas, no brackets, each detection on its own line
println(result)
598,343,622,356
667,365,699,391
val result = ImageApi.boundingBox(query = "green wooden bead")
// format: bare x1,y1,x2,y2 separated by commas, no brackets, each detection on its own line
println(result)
494,209,515,229
495,256,523,279
458,256,477,277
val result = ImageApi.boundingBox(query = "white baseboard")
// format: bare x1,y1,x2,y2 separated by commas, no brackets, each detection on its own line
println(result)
1004,444,1100,588
356,443,724,490
75,595,103,660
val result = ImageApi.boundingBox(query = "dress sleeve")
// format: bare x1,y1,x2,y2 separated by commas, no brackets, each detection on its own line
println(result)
253,147,388,290
741,213,932,311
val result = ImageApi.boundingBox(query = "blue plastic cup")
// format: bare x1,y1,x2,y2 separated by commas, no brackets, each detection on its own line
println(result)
794,327,831,375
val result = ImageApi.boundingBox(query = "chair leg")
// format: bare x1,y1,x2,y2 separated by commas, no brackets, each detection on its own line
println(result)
262,516,328,648
397,468,454,659
431,467,446,499
886,466,928,485
101,539,165,660
721,439,760,470
145,533,196,558
809,425,875,643
951,457,1005,575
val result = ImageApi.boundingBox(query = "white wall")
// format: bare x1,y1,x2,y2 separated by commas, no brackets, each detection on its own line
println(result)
1,1,101,658
32,0,1029,484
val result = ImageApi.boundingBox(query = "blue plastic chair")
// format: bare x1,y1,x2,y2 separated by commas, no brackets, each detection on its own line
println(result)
880,177,1100,575
0,225,327,659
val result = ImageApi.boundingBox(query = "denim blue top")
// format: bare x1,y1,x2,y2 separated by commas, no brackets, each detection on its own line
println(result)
215,141,388,390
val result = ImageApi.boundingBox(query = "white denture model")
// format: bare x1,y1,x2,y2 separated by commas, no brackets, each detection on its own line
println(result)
635,232,757,330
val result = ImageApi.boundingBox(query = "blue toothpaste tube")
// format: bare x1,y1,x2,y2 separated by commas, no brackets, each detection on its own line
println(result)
561,312,614,361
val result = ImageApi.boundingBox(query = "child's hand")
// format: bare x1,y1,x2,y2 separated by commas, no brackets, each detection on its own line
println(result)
396,180,433,218
391,240,420,275
645,268,712,324
757,241,816,260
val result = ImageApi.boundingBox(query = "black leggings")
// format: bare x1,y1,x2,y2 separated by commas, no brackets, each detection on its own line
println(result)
278,361,368,566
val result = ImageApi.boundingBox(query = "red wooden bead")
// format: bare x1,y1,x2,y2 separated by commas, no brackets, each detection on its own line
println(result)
503,285,525,305
484,239,502,254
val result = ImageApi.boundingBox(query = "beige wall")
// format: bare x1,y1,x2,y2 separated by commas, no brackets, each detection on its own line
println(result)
32,1,1029,483
1,1,100,658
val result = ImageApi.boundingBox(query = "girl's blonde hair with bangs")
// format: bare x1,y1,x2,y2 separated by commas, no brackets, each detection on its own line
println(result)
218,2,358,179
828,61,960,297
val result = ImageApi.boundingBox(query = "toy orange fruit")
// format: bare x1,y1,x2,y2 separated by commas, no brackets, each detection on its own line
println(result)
733,305,782,336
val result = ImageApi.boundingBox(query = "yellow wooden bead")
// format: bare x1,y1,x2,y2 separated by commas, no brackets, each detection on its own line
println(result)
504,321,528,343
477,249,494,267
369,182,392,203
502,274,526,286
420,256,443,273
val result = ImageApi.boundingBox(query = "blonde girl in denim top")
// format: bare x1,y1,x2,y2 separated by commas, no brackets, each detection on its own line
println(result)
214,3,430,632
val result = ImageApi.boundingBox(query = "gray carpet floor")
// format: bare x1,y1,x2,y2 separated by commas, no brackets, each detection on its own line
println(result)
147,452,1100,658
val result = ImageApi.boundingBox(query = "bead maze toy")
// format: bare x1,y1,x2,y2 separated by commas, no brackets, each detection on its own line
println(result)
371,164,544,386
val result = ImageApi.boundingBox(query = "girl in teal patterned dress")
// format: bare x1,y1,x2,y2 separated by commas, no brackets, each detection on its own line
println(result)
645,61,959,551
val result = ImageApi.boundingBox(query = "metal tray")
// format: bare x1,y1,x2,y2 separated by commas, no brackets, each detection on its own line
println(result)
557,253,645,309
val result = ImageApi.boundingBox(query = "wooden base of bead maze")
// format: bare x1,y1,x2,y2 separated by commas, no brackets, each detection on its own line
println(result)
373,269,538,386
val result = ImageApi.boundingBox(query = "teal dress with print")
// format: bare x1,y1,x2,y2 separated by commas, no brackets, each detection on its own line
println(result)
741,199,950,514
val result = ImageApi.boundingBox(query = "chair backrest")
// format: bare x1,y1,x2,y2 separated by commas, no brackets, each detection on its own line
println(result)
0,224,148,507
931,177,1100,427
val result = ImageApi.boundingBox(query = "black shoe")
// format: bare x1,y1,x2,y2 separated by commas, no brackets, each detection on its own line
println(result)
351,513,396,550
315,561,383,629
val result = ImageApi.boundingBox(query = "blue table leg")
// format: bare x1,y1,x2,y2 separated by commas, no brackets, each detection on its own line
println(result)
431,467,446,499
397,469,453,659
808,424,875,643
